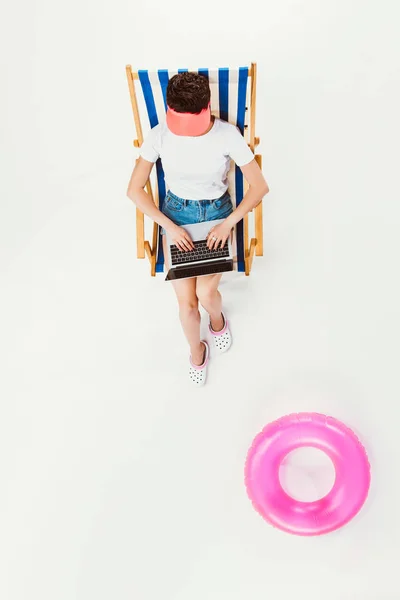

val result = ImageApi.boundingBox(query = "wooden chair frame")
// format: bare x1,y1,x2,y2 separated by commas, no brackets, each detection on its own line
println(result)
126,63,263,276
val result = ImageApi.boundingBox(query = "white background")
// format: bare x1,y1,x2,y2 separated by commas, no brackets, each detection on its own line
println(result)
1,1,400,599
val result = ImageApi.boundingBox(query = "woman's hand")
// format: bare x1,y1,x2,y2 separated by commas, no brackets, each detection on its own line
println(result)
206,220,233,250
167,225,194,252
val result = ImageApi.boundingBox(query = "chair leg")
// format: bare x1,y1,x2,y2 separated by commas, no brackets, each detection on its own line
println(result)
150,222,158,277
136,208,145,259
255,201,263,257
244,213,250,275
144,242,152,261
254,154,264,257
249,239,257,273
151,254,156,277
144,240,157,276
245,238,257,275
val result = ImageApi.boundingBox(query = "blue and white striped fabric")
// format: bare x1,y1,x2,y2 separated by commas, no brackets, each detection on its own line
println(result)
137,67,250,273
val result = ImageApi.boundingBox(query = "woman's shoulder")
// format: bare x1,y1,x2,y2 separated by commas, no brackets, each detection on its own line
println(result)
213,118,241,136
144,122,169,138
141,123,170,153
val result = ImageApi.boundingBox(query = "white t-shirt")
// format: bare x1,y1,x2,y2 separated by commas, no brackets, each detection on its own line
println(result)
139,118,254,200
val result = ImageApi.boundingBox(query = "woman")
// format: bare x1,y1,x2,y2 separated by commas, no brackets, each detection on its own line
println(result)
127,72,269,385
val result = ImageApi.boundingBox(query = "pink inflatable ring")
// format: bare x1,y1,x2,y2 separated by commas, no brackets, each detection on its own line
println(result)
245,413,371,536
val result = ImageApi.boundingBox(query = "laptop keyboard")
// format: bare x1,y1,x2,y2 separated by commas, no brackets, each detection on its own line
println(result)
170,240,230,266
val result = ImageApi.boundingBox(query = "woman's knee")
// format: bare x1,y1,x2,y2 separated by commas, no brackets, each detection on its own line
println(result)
178,297,199,319
196,285,219,309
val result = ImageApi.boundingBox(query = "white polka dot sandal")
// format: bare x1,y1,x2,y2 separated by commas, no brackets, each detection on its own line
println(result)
189,341,209,387
209,312,232,354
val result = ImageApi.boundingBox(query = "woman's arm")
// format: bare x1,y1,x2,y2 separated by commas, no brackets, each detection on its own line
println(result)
207,158,269,249
225,159,269,229
126,157,194,251
127,157,174,232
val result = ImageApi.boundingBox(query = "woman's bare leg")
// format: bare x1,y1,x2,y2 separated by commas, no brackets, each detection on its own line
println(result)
163,236,205,365
196,274,224,332
195,230,234,331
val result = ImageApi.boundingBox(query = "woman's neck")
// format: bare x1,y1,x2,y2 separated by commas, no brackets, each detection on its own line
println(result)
195,115,215,137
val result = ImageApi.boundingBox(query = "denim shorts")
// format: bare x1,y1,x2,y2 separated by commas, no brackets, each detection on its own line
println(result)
161,190,234,235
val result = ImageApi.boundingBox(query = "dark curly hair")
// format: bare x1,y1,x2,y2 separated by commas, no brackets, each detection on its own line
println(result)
166,72,211,114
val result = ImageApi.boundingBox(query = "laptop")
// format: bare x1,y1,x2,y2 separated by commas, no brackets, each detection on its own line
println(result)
165,219,234,281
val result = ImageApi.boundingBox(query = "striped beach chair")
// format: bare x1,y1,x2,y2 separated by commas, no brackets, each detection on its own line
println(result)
125,63,263,276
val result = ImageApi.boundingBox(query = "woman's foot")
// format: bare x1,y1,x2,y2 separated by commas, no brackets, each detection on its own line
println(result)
210,313,224,332
209,312,232,354
189,341,209,386
191,342,206,366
